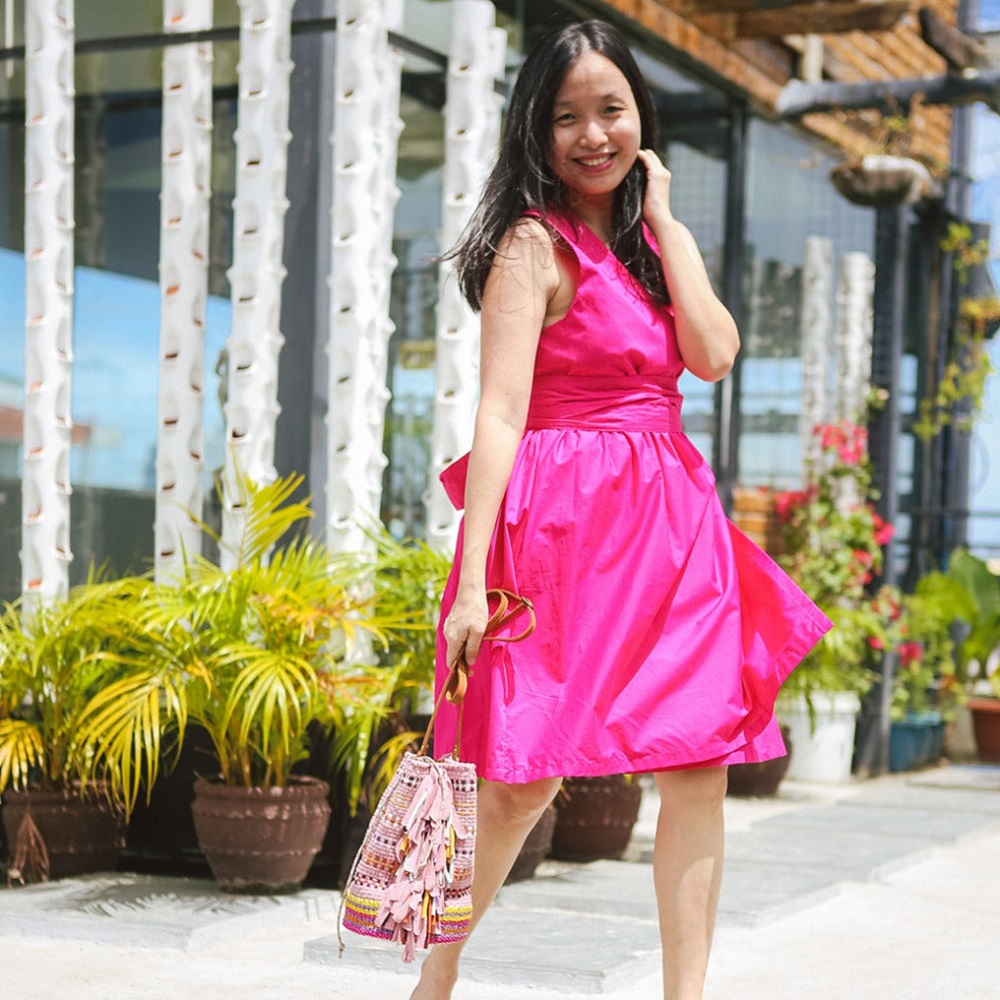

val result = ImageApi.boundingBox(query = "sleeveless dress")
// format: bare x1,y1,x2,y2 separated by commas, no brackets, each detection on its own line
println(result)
434,211,832,783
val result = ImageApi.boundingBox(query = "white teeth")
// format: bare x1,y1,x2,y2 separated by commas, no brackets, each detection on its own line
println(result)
579,155,611,166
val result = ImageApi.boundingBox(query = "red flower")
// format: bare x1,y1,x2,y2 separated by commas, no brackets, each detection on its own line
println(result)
817,421,867,466
818,423,846,451
898,641,923,667
853,549,874,568
867,635,885,650
774,486,815,523
871,511,895,546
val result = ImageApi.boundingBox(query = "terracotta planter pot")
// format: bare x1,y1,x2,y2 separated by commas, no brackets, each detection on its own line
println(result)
967,698,1000,763
1,788,124,881
726,727,793,797
551,775,642,862
191,775,332,893
506,803,556,884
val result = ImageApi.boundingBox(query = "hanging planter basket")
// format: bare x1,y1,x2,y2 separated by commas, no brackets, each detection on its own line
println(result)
830,155,936,208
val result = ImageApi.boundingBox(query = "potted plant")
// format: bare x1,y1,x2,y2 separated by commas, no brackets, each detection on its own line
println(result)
370,529,452,725
830,102,938,208
913,223,999,442
0,577,147,882
773,420,887,782
880,573,972,771
317,529,454,885
947,549,1000,761
76,472,400,893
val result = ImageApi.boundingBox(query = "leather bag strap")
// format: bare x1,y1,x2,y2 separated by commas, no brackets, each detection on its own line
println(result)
419,588,536,759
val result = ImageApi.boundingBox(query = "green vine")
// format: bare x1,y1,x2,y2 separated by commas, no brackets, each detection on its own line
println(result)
914,222,998,441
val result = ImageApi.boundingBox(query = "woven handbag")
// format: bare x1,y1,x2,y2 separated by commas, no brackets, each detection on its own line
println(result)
339,588,535,963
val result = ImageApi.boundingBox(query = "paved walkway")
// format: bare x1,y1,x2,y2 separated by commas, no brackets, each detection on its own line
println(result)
2,764,999,999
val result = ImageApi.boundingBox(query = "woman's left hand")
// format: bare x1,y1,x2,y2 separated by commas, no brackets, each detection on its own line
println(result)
637,149,674,230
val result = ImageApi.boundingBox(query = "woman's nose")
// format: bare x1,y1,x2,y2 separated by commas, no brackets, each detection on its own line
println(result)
580,119,608,147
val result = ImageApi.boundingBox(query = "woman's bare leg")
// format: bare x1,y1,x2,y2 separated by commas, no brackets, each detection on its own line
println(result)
409,775,563,1000
652,767,728,1000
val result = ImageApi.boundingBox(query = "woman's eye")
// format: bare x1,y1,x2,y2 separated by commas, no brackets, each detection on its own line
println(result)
554,113,574,124
604,105,624,115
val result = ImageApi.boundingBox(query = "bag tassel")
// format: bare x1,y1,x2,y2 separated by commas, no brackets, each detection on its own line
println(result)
374,760,469,964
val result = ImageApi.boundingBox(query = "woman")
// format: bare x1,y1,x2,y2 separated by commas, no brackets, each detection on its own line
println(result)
414,19,831,1000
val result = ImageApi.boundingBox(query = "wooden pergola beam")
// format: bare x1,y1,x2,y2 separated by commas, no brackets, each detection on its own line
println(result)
918,6,985,71
678,0,858,13
733,1,911,37
597,0,783,104
777,66,1000,115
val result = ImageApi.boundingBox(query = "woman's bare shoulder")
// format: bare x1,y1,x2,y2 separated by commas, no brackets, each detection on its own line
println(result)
495,215,558,260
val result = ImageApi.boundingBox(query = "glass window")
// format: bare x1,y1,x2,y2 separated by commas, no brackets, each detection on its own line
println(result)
741,120,875,489
382,84,445,538
0,31,239,598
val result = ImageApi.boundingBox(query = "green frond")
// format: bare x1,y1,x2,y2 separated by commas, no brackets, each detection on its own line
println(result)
365,729,424,805
220,469,314,568
324,662,402,812
218,648,318,786
0,719,46,792
74,672,190,817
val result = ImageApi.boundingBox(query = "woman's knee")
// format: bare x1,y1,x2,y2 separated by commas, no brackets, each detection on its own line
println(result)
480,776,562,825
654,766,728,810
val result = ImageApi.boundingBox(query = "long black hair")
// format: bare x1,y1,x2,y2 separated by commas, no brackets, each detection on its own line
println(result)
450,19,668,310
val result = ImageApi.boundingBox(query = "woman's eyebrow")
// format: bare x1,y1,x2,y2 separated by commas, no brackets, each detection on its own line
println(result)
553,91,629,109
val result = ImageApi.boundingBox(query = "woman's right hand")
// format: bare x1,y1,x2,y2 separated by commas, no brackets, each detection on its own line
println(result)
443,589,490,669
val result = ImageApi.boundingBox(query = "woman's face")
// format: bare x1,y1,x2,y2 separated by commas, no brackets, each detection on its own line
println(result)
547,50,642,203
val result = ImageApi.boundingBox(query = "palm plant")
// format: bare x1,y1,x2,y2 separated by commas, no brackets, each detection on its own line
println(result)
356,529,452,802
76,471,401,815
0,575,148,801
371,529,451,712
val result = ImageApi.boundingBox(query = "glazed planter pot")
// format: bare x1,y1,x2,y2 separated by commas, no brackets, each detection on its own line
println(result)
726,727,793,797
191,775,332,893
889,711,944,772
505,803,557,884
550,775,642,862
1,787,124,881
967,698,1000,763
780,692,861,784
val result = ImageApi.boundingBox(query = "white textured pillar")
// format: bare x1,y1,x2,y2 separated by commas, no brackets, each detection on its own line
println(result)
835,252,875,425
833,251,875,511
21,0,75,612
156,0,214,582
425,0,506,551
325,0,405,554
220,0,294,567
799,236,832,478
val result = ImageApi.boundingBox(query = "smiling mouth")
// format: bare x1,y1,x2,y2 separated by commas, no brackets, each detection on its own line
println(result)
576,153,614,168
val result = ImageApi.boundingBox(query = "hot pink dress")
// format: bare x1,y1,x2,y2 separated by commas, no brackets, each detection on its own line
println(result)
434,211,832,783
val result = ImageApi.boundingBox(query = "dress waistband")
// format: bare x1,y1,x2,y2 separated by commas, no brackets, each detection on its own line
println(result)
525,373,683,432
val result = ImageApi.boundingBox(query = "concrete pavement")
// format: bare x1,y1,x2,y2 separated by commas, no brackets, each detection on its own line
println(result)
1,763,999,999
